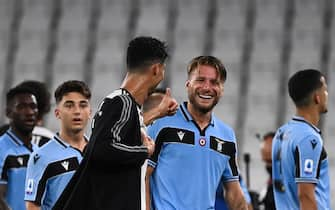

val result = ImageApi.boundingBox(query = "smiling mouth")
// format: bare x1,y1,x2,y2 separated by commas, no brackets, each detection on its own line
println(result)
198,94,213,99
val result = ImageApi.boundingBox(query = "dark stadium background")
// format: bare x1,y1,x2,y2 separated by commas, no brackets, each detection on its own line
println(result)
0,0,334,206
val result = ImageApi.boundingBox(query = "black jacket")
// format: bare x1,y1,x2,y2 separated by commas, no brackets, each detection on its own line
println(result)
53,89,148,210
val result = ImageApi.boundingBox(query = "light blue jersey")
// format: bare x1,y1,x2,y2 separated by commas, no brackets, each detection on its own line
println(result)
0,129,37,210
148,102,239,210
272,116,330,210
25,135,84,209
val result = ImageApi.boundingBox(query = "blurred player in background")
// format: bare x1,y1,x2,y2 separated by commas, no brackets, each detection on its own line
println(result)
272,69,330,210
0,86,38,210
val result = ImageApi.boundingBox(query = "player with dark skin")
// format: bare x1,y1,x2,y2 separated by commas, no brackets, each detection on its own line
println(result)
0,88,38,209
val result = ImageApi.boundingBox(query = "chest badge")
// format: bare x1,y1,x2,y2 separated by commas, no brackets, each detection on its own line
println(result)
199,138,206,146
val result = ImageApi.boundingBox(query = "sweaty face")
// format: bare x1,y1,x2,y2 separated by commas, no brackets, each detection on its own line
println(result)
318,76,328,114
55,92,91,134
8,93,38,134
186,65,223,114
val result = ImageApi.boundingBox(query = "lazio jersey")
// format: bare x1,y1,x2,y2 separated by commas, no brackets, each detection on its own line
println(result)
25,135,84,209
0,129,37,210
272,116,330,210
148,102,239,210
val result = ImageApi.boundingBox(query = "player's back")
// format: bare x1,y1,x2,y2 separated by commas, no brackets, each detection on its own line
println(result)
272,117,330,210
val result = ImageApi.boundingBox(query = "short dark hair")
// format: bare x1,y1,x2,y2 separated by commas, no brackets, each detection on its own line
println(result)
126,36,168,71
54,80,91,104
187,56,227,82
288,69,324,107
17,80,51,120
6,86,36,106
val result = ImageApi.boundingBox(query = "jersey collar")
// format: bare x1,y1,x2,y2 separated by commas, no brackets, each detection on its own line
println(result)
180,102,215,127
292,116,321,134
54,133,89,149
6,129,24,146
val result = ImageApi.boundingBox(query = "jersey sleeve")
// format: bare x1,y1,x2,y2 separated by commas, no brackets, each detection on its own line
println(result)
221,140,239,183
24,152,47,205
146,121,161,168
294,135,323,183
90,95,148,167
0,146,8,185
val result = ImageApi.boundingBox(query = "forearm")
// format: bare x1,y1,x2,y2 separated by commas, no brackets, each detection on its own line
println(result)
143,108,162,126
26,201,41,210
299,190,317,210
0,198,9,210
226,195,248,210
298,183,317,210
224,181,248,210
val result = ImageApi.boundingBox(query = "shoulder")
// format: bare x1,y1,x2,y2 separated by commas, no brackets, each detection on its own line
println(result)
212,116,236,141
101,91,136,111
33,126,54,139
148,111,181,130
0,136,12,158
32,139,60,161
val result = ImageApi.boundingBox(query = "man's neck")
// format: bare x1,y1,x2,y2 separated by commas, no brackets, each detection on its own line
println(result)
187,103,212,130
59,131,87,152
11,127,32,146
296,107,320,127
121,73,150,106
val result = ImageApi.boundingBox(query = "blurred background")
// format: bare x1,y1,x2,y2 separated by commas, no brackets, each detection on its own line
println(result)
0,0,334,206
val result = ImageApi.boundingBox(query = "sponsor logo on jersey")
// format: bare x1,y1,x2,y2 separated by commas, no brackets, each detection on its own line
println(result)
26,179,34,195
304,159,313,174
177,131,185,141
61,161,69,171
17,157,23,166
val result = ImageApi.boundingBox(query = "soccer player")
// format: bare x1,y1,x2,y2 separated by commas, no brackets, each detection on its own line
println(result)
259,131,276,210
0,85,39,210
146,56,247,210
272,69,330,209
25,80,91,210
53,36,168,210
0,80,54,145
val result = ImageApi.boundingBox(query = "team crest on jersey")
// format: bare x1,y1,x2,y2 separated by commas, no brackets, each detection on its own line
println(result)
304,159,313,174
199,138,206,146
26,179,34,194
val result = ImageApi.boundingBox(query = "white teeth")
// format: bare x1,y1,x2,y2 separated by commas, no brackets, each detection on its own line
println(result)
199,95,212,99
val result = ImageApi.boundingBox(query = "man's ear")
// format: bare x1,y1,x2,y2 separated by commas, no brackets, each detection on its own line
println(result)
314,92,321,104
54,108,61,119
185,80,190,87
151,63,160,76
6,107,11,118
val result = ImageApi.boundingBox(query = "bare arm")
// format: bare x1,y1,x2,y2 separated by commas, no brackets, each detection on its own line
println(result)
145,166,155,210
224,181,248,210
143,88,178,126
26,201,41,210
298,183,317,210
0,185,9,210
